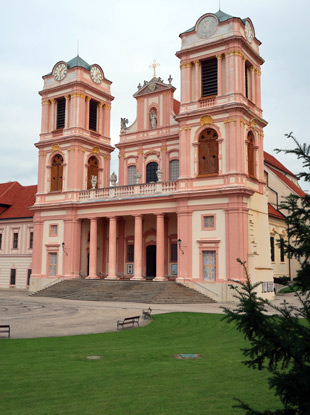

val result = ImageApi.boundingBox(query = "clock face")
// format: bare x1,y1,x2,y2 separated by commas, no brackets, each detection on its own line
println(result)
91,66,102,84
245,21,253,43
54,63,67,81
197,16,218,39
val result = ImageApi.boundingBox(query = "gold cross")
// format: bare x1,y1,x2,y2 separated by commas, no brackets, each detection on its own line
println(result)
149,59,160,78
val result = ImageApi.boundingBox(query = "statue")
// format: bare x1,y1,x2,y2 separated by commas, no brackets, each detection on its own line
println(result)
156,167,163,182
120,118,128,131
110,172,117,187
135,171,142,184
150,109,157,129
91,175,97,189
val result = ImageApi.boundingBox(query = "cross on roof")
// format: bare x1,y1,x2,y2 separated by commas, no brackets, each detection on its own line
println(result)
149,59,160,78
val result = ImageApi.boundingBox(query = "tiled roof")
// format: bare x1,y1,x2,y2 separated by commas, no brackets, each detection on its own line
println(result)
269,167,306,197
0,182,37,219
264,151,296,177
268,203,285,220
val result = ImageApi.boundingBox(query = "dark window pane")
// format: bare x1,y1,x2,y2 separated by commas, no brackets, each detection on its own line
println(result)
27,269,31,285
171,243,177,262
146,162,158,183
10,269,16,285
270,237,275,262
89,100,98,131
127,244,134,262
13,233,18,249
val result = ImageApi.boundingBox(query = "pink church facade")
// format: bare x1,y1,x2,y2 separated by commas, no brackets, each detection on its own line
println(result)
30,10,276,301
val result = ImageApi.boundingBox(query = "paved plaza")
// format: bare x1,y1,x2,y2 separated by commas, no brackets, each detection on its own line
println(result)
0,289,301,339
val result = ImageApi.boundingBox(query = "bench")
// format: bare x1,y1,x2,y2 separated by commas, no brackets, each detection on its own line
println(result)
117,316,140,330
142,307,152,320
0,325,10,339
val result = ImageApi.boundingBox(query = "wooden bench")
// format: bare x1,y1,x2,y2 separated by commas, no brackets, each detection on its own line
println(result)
142,307,152,320
117,316,140,330
0,325,10,339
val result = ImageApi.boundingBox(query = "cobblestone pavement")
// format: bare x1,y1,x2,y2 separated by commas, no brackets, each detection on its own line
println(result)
0,289,301,339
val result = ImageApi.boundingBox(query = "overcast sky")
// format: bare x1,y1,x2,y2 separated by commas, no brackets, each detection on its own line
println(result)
0,0,309,190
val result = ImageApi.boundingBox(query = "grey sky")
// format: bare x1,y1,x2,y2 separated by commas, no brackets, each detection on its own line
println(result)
0,0,309,190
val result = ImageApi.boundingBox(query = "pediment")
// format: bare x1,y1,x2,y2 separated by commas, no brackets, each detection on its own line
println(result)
133,77,175,98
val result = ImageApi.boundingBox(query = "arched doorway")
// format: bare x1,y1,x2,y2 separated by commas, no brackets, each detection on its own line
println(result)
146,245,156,279
87,156,99,189
198,128,218,175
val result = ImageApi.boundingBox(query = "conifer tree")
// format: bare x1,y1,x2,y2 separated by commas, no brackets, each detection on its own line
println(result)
223,134,310,414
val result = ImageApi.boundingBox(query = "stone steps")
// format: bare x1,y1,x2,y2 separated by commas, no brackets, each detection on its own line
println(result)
33,280,216,304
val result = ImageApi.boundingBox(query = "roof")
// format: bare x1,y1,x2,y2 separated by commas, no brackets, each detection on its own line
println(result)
0,182,37,220
183,9,235,33
67,55,91,70
269,167,306,198
264,151,296,177
268,203,285,220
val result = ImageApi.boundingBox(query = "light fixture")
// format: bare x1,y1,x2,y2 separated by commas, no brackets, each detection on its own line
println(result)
177,238,184,254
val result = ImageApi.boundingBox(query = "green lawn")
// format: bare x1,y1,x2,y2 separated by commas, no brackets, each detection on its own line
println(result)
0,313,281,415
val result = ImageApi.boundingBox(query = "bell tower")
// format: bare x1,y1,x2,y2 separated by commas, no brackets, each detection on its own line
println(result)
36,56,114,196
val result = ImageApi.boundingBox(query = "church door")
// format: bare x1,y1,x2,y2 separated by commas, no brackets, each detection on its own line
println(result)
146,245,156,279
198,129,218,175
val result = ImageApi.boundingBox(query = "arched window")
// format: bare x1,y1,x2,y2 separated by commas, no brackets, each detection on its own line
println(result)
128,165,136,185
87,156,99,189
51,154,63,192
146,162,158,183
169,160,179,181
247,132,255,177
198,128,218,176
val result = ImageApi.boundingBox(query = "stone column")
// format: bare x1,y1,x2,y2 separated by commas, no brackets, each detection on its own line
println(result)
65,95,70,129
85,97,91,130
194,60,201,101
154,213,166,281
132,214,144,280
50,99,56,131
216,55,222,96
98,102,104,135
86,218,99,279
41,100,50,133
106,216,119,279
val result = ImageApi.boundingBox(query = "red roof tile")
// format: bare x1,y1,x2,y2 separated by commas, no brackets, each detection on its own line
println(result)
268,203,286,220
264,151,296,177
0,182,37,219
269,167,306,197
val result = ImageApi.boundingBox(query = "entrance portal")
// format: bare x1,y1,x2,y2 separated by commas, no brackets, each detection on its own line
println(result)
146,245,156,279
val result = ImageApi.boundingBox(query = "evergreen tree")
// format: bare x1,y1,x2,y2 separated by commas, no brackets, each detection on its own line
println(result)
223,134,310,414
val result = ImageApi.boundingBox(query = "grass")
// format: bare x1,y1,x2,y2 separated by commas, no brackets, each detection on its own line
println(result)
278,284,302,294
0,313,282,415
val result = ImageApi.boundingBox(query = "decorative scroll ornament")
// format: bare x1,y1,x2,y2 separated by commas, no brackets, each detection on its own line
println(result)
51,144,61,152
200,115,213,126
91,146,100,155
250,118,257,128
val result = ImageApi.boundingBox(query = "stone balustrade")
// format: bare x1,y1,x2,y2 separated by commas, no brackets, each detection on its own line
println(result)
78,181,178,201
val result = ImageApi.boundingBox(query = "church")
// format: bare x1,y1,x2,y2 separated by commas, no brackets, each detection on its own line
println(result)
0,10,305,301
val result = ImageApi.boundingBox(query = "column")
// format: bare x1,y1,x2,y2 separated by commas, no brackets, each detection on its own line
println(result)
251,67,255,103
98,102,104,135
65,95,70,129
86,218,99,279
194,60,201,101
85,97,91,130
216,55,222,96
106,216,118,279
154,213,166,281
41,100,50,133
118,218,125,277
132,215,144,280
50,99,56,131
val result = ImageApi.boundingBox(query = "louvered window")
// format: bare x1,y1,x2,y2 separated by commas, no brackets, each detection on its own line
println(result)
128,165,136,185
169,160,179,181
201,58,218,97
56,98,66,129
89,100,98,131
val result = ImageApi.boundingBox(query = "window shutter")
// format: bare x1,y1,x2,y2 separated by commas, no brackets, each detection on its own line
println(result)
89,100,98,131
56,98,66,129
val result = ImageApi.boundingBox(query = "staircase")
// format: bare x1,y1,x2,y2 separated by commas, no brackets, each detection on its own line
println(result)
33,280,215,304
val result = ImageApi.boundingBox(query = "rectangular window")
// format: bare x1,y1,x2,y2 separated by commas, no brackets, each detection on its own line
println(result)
280,238,285,263
202,251,216,281
171,243,177,262
204,216,214,229
29,232,33,249
10,269,16,285
27,269,32,286
50,225,58,236
49,253,57,276
127,244,134,262
13,232,18,249
270,236,275,262
201,58,218,97
56,97,66,129
169,160,179,181
89,100,98,131
128,166,136,186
